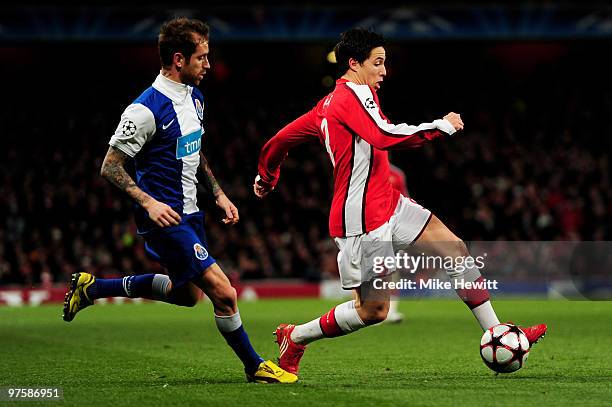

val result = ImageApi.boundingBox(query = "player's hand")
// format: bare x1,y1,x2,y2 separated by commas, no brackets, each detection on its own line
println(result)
253,175,273,199
144,199,181,227
216,193,239,225
443,112,464,131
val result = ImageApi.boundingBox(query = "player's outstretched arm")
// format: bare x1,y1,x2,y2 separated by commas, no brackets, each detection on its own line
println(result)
100,146,181,227
255,110,319,198
343,84,463,150
347,108,463,150
199,151,238,225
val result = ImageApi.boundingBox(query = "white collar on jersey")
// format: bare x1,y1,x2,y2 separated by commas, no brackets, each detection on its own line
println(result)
152,73,193,104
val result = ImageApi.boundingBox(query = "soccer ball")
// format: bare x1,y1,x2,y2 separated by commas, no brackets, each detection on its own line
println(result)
480,323,530,373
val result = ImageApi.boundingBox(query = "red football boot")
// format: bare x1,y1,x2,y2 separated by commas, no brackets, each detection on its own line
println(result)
274,324,306,375
518,323,548,346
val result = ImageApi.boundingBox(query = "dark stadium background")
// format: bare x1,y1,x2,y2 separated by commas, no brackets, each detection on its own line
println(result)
0,3,610,293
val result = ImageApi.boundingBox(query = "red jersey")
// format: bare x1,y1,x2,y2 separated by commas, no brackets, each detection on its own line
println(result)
257,78,455,237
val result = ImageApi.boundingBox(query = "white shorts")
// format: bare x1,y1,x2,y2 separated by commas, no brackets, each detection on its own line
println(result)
333,195,432,289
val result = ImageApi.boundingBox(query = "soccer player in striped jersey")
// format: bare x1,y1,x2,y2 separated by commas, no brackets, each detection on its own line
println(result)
62,17,296,384
254,28,547,376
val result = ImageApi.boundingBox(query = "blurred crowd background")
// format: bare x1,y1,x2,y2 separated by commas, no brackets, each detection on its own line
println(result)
0,4,611,287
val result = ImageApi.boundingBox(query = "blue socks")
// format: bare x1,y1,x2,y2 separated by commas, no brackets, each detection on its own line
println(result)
215,313,264,374
87,274,157,300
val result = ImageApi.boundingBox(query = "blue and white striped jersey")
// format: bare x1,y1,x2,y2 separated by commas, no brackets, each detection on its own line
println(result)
109,74,205,232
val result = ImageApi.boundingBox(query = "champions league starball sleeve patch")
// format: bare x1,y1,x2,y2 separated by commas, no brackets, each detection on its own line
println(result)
121,120,137,137
109,103,156,157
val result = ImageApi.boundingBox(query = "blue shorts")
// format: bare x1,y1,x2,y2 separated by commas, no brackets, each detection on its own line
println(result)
141,211,216,287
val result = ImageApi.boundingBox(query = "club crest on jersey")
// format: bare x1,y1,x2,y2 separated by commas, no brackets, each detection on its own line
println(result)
194,99,204,121
364,97,377,110
193,243,208,260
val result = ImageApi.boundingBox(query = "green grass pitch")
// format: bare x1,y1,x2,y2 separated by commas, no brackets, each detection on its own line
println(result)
1,299,611,406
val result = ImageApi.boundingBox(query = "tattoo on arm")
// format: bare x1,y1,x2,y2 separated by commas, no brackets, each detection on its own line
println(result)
200,152,223,197
100,146,153,208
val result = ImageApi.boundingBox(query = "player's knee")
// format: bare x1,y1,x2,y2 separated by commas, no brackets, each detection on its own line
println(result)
177,296,199,307
362,309,388,325
170,293,199,307
359,303,389,325
213,285,237,311
446,239,469,258
167,283,200,307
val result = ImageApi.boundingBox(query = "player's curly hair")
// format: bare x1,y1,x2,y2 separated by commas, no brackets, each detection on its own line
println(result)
158,17,210,67
333,28,385,76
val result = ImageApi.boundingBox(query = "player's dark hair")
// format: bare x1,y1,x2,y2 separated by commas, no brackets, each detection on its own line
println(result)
333,28,385,76
158,17,210,67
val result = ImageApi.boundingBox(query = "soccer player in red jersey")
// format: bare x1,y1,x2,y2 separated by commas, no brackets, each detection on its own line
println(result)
254,28,547,376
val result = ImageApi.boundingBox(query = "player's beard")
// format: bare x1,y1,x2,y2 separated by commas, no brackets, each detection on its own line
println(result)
180,70,200,86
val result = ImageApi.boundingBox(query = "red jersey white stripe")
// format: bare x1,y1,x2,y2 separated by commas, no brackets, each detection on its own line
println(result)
257,79,455,237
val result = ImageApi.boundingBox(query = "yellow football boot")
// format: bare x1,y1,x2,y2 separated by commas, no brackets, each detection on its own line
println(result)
62,272,95,322
246,360,298,384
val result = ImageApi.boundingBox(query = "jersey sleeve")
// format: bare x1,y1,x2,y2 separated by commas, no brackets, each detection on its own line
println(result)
257,109,319,189
109,103,156,157
342,83,456,150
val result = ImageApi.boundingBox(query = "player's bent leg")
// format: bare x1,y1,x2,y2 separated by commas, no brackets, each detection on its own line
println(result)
79,273,174,302
276,288,388,375
63,271,202,322
355,277,392,325
355,298,390,325
275,298,367,375
415,214,547,342
290,295,369,346
415,214,500,330
354,286,402,325
191,263,297,383
192,263,238,315
167,282,200,307
276,269,395,374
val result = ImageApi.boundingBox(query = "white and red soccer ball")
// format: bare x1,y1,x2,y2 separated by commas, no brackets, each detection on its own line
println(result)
480,323,530,373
